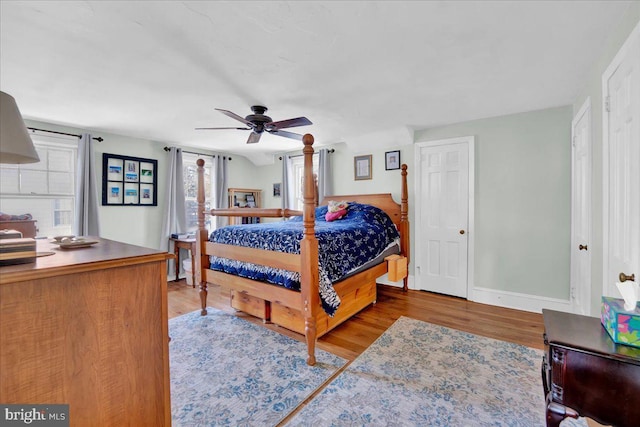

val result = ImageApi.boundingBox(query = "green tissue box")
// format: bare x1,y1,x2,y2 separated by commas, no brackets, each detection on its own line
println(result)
601,296,640,348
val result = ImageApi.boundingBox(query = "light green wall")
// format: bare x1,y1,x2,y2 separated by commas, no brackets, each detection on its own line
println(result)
414,106,573,299
572,6,640,314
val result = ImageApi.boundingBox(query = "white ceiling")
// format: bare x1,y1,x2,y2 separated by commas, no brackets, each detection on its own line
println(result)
0,1,633,164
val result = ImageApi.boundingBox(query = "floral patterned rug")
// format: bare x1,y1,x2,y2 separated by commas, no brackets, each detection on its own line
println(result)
169,308,346,426
284,316,588,427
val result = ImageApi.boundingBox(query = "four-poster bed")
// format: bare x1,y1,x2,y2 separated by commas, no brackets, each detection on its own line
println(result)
194,134,409,365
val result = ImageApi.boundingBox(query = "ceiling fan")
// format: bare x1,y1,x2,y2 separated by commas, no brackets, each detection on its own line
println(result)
196,105,312,144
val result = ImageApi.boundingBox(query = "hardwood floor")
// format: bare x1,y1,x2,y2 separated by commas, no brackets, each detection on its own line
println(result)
168,279,546,361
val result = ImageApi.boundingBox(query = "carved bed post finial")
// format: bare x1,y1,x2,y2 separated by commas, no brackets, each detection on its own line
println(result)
300,133,319,365
400,164,410,291
196,158,208,315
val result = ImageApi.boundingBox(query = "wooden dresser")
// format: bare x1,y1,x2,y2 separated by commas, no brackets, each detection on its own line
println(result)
0,238,172,426
542,309,640,427
0,219,38,237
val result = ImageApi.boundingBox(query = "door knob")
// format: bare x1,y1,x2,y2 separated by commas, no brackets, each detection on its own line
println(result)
619,272,635,283
459,230,465,235
579,244,588,251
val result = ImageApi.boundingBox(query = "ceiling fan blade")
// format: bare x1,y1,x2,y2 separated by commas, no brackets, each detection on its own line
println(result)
195,127,251,130
269,129,304,140
247,132,262,144
215,108,253,126
267,117,312,130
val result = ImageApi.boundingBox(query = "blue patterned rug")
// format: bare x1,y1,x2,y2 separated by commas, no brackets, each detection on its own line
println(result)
169,308,346,426
284,316,588,427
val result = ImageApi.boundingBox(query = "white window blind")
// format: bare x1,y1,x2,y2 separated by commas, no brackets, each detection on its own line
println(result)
0,135,77,237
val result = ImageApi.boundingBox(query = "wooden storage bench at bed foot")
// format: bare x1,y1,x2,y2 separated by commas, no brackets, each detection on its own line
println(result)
231,290,271,321
271,279,377,336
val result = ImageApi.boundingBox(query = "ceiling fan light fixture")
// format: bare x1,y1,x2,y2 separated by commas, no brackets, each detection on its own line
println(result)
197,105,312,143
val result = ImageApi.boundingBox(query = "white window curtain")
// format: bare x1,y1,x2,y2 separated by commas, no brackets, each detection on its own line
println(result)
281,155,294,210
212,155,229,229
318,148,333,202
161,147,186,276
73,133,101,236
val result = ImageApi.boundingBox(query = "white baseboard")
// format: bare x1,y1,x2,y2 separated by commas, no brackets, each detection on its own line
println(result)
470,286,574,314
394,275,576,314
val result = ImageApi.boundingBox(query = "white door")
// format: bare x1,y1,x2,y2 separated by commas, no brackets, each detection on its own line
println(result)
415,137,472,298
570,98,592,315
603,22,640,298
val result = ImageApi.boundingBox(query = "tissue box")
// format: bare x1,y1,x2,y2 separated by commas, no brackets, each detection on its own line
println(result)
601,296,640,348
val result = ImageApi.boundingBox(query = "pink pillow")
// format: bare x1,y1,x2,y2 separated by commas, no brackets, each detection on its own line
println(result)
325,208,347,222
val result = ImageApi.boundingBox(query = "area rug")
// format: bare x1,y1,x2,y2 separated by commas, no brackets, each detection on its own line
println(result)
169,308,346,426
284,316,588,427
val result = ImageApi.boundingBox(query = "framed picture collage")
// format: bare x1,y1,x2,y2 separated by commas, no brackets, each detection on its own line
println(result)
102,153,158,206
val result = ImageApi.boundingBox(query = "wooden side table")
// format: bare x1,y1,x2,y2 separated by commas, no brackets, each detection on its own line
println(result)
542,309,640,427
170,237,196,288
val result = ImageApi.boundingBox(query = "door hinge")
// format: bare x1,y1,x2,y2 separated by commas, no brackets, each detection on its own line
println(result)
572,136,576,147
605,95,611,113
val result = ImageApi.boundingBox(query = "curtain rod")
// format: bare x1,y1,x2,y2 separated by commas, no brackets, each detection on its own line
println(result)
27,127,104,142
163,146,232,160
279,148,334,160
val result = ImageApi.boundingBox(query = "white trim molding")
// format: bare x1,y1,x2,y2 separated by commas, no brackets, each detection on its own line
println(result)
472,286,574,314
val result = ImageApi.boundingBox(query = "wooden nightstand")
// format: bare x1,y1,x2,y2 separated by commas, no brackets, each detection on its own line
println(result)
542,309,640,427
170,237,196,287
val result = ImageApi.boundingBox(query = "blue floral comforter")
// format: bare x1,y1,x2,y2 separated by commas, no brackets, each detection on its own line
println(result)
208,203,400,315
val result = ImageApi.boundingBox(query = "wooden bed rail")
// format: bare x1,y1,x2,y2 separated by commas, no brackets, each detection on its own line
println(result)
209,208,302,218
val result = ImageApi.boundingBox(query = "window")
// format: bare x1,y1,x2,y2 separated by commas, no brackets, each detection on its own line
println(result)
183,153,213,232
290,154,319,211
0,135,77,237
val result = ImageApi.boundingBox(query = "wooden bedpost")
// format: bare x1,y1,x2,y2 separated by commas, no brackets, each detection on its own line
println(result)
299,134,319,366
400,164,410,292
196,158,209,315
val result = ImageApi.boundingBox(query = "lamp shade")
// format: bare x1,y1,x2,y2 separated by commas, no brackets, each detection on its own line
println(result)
0,91,40,164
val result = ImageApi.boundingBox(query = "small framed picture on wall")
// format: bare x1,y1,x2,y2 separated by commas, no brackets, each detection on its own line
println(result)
385,150,401,170
354,155,372,180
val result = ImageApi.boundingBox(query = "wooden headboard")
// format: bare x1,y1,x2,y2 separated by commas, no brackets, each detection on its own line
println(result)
320,164,408,231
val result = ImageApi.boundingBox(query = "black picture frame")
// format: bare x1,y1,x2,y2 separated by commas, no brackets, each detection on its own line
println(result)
102,153,158,206
385,150,401,170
